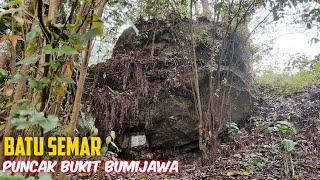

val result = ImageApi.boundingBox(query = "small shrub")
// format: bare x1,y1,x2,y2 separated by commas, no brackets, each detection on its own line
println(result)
227,122,240,137
265,121,298,177
243,154,266,169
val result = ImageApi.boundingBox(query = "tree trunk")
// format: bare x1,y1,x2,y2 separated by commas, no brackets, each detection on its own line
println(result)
67,40,92,135
67,0,107,135
190,0,207,164
201,0,211,18
48,0,59,24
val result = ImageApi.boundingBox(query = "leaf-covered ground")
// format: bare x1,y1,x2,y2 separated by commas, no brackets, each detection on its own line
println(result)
74,85,320,180
173,86,320,180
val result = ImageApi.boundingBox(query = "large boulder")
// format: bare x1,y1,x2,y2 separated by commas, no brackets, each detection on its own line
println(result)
84,17,254,156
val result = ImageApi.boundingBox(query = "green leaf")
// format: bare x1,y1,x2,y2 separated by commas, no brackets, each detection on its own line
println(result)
53,83,65,96
43,45,56,54
26,43,37,53
81,28,101,42
9,0,23,6
276,121,297,134
69,34,84,47
26,26,41,41
28,78,46,91
92,14,104,35
47,115,59,123
50,61,61,71
89,127,98,136
14,100,33,116
59,76,75,84
282,139,296,153
110,131,116,140
66,23,77,30
38,174,53,180
16,55,40,65
0,172,25,180
41,115,59,133
0,68,8,78
12,116,30,129
15,104,32,118
106,136,112,145
17,108,33,116
59,45,78,56
12,73,28,83
40,77,51,85
29,112,46,123
264,126,278,134
25,177,36,180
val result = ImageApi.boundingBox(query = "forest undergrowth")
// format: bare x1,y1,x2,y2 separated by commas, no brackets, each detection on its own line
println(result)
77,84,320,180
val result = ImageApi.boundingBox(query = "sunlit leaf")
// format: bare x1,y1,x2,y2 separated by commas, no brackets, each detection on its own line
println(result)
54,85,65,96
282,139,296,153
8,0,23,6
0,7,20,18
13,15,24,25
92,14,104,35
0,68,8,78
5,88,13,97
66,23,76,30
90,127,98,136
106,136,112,145
110,131,116,140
